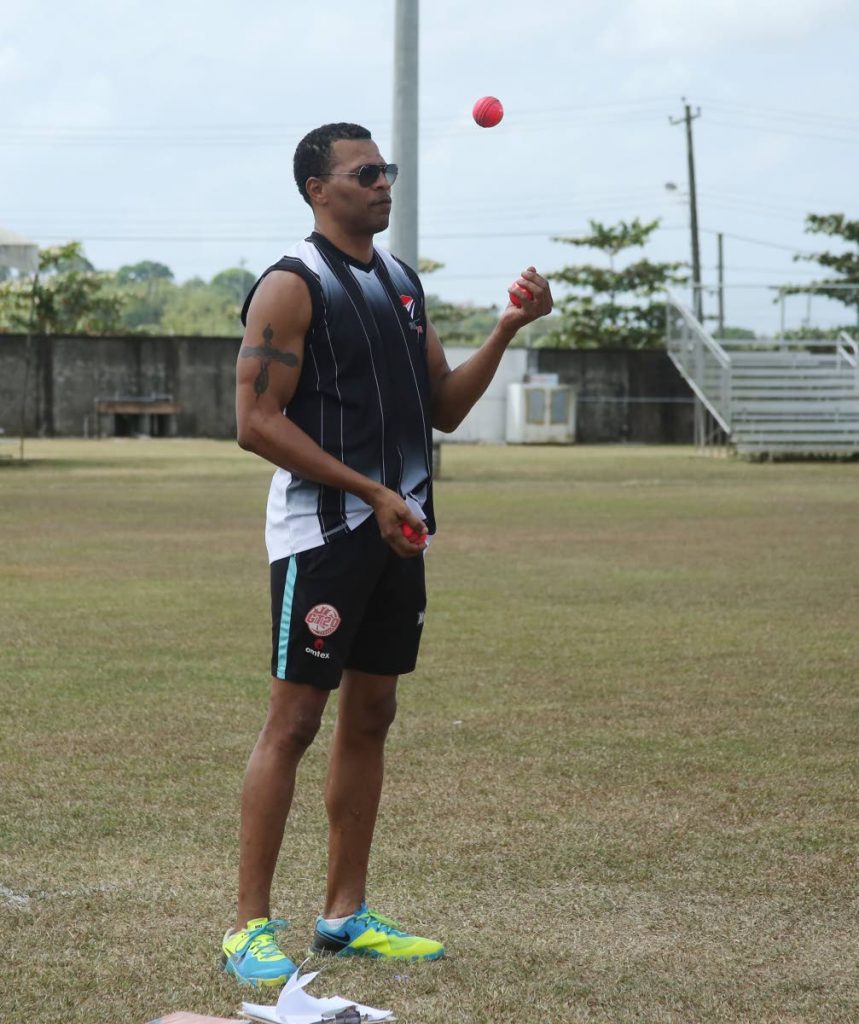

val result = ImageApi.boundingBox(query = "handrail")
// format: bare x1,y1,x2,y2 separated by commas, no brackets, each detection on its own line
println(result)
666,292,731,368
665,292,732,435
836,331,857,369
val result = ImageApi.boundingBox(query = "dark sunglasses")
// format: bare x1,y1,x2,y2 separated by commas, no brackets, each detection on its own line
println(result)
319,163,399,188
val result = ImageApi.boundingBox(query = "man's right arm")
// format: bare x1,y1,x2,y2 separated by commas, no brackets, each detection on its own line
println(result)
235,271,425,556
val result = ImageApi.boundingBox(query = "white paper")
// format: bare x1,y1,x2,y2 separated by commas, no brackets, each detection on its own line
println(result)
241,965,393,1024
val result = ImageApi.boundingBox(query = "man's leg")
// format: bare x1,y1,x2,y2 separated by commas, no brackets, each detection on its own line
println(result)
322,669,397,918
312,667,444,961
236,677,330,929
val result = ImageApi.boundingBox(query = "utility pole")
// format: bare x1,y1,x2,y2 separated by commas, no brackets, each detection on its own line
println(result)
669,99,703,321
717,232,725,337
390,0,419,270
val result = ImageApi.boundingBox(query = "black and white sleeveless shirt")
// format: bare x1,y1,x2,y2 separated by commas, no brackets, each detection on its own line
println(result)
240,231,436,561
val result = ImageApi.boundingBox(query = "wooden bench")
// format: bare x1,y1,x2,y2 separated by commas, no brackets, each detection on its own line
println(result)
93,396,180,437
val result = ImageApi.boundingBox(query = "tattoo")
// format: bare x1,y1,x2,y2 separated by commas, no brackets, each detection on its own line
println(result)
240,324,299,398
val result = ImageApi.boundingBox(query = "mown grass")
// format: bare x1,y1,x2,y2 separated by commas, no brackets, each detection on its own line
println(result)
1,440,857,1023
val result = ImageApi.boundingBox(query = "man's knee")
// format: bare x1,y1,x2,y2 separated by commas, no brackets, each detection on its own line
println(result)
345,691,398,741
261,710,323,755
261,682,328,755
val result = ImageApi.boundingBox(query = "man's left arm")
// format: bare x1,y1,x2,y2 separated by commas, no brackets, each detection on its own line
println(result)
427,267,553,433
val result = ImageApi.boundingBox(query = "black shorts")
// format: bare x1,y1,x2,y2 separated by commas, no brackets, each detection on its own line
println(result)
270,515,427,689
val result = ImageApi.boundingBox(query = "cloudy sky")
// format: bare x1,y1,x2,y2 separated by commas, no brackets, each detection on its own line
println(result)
3,0,857,333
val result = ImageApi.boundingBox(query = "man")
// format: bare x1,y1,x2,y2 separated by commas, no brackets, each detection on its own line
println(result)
223,122,552,987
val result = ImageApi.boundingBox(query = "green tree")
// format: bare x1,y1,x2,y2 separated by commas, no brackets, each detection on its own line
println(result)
116,260,174,285
0,241,124,335
115,277,176,333
792,213,859,327
210,267,256,306
424,295,501,346
544,218,686,349
113,260,177,332
717,325,757,341
160,277,243,336
419,257,508,347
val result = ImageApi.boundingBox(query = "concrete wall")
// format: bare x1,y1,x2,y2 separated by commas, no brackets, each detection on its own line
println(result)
532,348,694,443
0,334,240,438
0,335,695,443
432,346,528,444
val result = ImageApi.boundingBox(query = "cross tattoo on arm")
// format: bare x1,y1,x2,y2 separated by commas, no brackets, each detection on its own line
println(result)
240,324,299,398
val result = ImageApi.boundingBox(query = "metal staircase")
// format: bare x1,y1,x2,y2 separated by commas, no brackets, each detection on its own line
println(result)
666,295,859,457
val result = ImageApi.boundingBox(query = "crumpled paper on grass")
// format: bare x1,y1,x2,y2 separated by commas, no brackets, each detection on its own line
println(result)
241,965,393,1024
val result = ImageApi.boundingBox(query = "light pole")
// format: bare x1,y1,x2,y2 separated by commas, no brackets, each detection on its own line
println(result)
390,0,419,270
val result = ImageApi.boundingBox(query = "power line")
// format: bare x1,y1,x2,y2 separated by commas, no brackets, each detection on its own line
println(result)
697,97,859,130
706,118,859,145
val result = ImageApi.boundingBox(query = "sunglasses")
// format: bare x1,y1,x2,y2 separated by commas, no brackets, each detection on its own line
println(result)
319,163,399,188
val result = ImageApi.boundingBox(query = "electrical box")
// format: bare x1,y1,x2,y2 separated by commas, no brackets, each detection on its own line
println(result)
505,383,576,444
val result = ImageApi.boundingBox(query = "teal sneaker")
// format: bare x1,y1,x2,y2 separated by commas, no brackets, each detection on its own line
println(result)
310,902,444,961
221,917,297,987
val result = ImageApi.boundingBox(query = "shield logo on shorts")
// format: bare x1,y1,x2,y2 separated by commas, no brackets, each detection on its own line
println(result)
305,603,341,637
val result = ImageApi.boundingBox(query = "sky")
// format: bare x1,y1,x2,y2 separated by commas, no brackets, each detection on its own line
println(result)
2,0,858,335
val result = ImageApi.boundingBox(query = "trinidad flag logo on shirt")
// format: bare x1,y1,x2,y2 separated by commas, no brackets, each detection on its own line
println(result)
400,294,423,334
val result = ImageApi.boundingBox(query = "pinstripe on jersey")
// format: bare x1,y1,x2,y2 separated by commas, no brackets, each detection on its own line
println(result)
241,232,435,561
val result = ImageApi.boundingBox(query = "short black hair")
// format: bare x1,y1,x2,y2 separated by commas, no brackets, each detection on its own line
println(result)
293,123,372,205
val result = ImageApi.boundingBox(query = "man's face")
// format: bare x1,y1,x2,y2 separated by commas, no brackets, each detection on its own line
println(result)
313,138,393,234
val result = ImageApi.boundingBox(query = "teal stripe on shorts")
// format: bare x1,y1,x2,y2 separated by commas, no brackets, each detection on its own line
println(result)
277,557,298,678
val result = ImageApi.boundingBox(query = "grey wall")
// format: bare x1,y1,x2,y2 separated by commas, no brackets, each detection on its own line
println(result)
432,346,528,444
532,348,694,443
0,335,694,443
0,334,240,438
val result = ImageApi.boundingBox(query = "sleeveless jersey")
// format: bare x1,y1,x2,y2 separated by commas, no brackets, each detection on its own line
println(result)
240,231,436,561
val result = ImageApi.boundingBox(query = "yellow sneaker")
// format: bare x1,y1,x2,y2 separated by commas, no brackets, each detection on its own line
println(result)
310,903,444,961
221,917,297,987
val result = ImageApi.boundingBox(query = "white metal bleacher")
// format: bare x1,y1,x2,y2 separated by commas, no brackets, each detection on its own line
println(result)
665,295,859,457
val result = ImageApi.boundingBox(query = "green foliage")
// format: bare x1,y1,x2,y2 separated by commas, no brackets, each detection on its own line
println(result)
716,325,758,341
159,276,245,336
425,294,500,345
113,277,175,333
792,213,859,319
545,218,687,349
116,260,174,285
0,243,256,336
418,257,445,275
0,241,124,335
210,267,256,306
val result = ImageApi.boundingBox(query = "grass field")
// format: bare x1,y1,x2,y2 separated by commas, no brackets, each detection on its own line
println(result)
1,440,857,1024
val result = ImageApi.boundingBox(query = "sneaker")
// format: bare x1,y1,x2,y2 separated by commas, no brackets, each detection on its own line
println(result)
310,902,444,961
221,917,297,987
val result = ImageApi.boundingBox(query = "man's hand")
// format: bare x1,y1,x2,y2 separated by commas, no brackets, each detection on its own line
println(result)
502,266,553,327
370,487,427,559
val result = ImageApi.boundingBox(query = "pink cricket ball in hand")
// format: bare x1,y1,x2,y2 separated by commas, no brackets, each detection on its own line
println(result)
509,286,534,308
401,523,425,545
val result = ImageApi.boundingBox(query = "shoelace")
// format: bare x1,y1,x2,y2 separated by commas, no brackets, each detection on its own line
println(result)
236,918,289,959
354,908,406,936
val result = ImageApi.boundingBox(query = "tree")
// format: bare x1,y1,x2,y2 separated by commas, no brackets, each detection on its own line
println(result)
792,213,859,326
419,256,509,347
210,267,256,306
0,241,124,335
544,218,686,349
159,278,243,336
116,260,174,285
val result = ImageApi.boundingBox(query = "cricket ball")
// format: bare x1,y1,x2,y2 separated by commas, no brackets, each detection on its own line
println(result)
401,522,425,545
509,286,534,308
472,96,504,128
